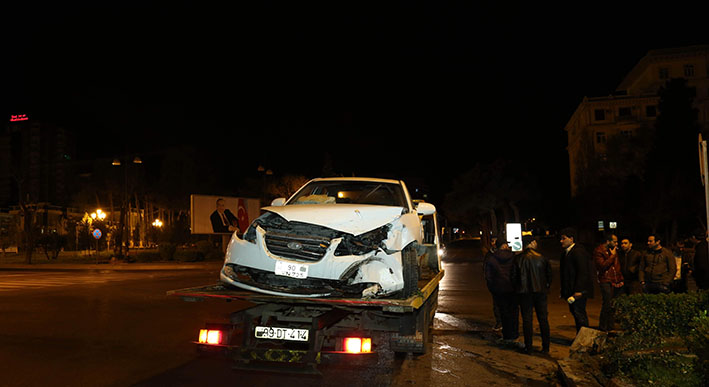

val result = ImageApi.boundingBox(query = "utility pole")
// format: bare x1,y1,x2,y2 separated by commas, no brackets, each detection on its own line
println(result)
698,135,709,248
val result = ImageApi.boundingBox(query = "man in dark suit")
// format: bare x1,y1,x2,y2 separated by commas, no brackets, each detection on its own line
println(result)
210,198,239,233
559,227,594,334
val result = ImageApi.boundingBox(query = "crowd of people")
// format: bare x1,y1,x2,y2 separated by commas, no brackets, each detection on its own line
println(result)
482,227,709,355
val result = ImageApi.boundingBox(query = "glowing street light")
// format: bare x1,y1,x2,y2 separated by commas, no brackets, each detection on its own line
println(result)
152,219,163,228
91,209,107,221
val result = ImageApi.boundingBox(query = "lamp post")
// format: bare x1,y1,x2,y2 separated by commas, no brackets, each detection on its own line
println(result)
112,156,142,259
90,209,106,254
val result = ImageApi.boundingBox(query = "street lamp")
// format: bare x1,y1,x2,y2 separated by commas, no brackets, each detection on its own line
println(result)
90,209,106,221
152,219,163,228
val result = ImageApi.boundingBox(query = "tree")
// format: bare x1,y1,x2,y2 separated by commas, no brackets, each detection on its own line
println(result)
571,124,655,236
265,175,310,201
443,159,540,244
640,78,703,240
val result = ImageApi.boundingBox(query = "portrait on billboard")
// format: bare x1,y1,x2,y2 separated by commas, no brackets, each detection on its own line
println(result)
191,195,260,235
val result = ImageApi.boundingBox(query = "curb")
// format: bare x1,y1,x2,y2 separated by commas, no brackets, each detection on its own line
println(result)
0,261,223,272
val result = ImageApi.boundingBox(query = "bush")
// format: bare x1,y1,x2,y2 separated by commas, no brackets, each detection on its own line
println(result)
158,243,177,261
684,310,709,385
613,291,709,349
610,351,701,387
602,291,709,386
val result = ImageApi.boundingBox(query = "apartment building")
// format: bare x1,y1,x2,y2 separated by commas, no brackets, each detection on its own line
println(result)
0,114,76,207
565,45,709,197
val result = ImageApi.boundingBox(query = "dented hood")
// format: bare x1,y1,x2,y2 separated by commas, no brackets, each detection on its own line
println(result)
263,204,404,235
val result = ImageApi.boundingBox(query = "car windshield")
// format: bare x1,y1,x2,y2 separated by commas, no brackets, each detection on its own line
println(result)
288,181,408,207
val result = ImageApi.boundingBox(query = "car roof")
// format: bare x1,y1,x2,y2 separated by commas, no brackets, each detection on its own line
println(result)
307,177,402,185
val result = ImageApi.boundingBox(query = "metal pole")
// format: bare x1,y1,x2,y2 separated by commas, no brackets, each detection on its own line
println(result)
702,140,709,250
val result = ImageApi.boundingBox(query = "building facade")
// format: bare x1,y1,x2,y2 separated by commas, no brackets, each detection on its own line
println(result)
565,45,709,196
0,114,76,207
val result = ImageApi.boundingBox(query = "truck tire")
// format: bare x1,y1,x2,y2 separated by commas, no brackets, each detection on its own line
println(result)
402,245,419,298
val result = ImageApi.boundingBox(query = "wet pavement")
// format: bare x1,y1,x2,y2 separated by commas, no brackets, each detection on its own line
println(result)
0,239,599,386
386,239,582,386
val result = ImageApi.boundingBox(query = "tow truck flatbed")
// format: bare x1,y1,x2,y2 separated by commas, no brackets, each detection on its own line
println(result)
168,269,443,312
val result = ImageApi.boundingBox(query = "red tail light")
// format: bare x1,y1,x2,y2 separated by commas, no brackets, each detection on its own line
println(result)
344,337,372,353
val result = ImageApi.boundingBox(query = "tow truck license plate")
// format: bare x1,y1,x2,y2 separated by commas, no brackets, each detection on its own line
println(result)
274,261,308,279
255,326,309,342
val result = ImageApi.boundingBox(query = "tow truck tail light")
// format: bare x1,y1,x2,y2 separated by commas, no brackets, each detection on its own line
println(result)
198,329,223,345
344,337,372,353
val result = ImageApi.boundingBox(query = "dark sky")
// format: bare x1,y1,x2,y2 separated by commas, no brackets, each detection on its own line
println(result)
3,2,709,203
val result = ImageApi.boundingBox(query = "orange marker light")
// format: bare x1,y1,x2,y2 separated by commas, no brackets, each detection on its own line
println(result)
361,338,372,353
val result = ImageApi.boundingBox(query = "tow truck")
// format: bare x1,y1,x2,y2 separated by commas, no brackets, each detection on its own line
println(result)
168,200,443,374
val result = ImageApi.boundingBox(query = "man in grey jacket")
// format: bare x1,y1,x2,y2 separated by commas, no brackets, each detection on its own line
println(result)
639,234,677,294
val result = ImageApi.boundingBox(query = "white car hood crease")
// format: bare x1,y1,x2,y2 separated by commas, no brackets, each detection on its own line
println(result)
263,204,404,235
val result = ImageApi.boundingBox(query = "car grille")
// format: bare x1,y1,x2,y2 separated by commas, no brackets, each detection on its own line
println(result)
264,231,331,262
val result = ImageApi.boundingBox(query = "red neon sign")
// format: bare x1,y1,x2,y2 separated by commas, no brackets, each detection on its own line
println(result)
10,114,28,122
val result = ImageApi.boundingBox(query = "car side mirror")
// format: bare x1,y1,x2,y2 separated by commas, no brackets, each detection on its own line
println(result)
416,202,436,216
271,198,287,206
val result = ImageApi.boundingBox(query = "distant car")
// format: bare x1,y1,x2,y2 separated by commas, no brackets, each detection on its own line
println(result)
220,177,440,299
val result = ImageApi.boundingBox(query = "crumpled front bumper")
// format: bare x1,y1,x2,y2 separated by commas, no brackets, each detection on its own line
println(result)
220,227,404,298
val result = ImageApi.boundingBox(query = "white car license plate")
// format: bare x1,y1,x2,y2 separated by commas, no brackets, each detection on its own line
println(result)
254,326,309,342
274,260,308,279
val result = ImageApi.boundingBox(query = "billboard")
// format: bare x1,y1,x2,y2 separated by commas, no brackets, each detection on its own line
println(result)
190,195,261,235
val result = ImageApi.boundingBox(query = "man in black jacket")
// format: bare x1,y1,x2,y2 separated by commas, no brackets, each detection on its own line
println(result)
559,227,594,333
483,236,502,331
619,238,643,295
484,240,519,342
515,237,552,354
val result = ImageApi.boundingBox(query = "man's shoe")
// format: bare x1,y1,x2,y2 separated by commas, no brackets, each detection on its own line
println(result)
492,324,502,332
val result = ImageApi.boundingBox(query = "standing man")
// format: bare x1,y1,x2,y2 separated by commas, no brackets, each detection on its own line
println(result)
483,236,502,331
639,234,676,294
692,230,709,290
484,240,519,343
515,237,551,354
559,227,594,333
593,233,624,332
619,237,643,295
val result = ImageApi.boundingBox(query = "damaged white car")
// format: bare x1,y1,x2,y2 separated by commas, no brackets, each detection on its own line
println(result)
220,177,440,299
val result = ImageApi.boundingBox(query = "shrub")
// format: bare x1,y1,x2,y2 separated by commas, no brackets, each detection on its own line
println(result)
684,310,709,385
611,351,701,387
602,291,709,386
613,291,709,349
158,243,177,261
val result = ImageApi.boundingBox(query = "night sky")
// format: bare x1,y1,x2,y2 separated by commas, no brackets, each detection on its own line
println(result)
3,2,709,206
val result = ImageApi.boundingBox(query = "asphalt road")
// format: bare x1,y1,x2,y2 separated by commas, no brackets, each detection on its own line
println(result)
0,240,600,386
